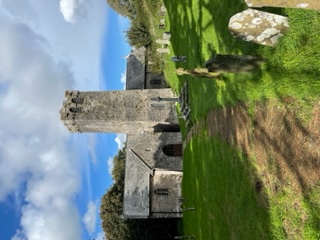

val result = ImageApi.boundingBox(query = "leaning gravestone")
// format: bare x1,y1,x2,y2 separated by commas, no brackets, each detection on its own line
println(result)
245,0,320,11
228,9,289,47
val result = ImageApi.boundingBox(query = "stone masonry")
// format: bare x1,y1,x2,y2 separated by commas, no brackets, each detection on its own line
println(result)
59,89,179,134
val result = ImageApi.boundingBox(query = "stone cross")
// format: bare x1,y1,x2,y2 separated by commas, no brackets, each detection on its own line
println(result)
245,0,320,11
229,9,289,47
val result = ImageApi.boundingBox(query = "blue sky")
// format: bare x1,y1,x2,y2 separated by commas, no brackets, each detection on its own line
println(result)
0,0,130,239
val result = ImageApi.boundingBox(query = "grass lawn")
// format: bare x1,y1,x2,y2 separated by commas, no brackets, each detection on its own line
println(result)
159,0,320,239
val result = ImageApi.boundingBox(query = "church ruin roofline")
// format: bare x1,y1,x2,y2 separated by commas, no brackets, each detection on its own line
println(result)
128,149,154,176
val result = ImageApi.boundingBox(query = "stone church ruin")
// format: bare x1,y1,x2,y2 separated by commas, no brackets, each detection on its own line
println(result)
60,47,183,218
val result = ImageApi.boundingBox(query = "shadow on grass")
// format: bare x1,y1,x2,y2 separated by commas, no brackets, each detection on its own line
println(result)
182,132,272,239
200,100,320,238
162,1,320,238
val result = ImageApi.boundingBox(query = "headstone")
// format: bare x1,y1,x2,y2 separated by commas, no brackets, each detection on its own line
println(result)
160,6,167,12
163,32,171,40
245,0,320,11
157,48,170,54
228,9,289,47
156,39,170,45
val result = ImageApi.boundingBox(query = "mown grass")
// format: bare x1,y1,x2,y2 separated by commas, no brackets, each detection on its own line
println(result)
163,0,320,123
160,0,320,239
183,131,272,239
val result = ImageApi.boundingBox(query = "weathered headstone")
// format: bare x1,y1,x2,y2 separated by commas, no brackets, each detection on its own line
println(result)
228,9,289,47
160,19,165,25
156,39,170,45
163,32,171,40
245,0,320,11
160,6,167,12
157,48,170,54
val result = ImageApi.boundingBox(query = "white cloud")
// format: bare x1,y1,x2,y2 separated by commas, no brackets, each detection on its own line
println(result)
120,70,126,89
0,0,36,23
86,133,97,164
107,157,114,176
107,133,126,178
0,0,118,239
82,200,97,234
0,8,83,240
115,133,126,149
59,0,92,23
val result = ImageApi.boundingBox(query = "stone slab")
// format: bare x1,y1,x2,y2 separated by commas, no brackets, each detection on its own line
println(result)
229,9,289,47
245,0,320,11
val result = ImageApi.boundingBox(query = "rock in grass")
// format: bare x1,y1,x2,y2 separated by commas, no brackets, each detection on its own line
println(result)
245,0,320,11
228,9,289,47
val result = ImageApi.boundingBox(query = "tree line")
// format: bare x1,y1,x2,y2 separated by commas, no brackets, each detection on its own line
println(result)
106,0,156,48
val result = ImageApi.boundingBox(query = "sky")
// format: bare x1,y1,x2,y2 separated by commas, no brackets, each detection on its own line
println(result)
0,0,130,239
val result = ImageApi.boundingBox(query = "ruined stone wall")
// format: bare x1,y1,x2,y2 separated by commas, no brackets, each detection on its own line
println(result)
60,89,178,134
145,71,168,89
126,132,183,171
150,170,183,218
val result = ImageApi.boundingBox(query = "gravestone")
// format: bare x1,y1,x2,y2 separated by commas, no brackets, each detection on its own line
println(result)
156,39,170,45
245,0,320,11
157,48,170,54
163,32,171,40
229,9,289,47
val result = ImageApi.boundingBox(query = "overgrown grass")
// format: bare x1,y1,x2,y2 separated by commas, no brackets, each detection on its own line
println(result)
160,0,320,239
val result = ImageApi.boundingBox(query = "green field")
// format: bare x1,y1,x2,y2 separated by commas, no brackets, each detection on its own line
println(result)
159,0,320,239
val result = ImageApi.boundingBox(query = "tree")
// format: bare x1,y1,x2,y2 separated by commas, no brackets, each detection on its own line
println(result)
106,0,136,19
125,20,152,48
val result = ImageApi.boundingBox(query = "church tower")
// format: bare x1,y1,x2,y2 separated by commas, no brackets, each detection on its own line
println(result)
59,89,179,134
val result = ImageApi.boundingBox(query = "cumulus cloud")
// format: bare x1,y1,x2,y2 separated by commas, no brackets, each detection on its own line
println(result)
0,10,83,240
59,0,92,23
82,200,97,234
115,133,126,150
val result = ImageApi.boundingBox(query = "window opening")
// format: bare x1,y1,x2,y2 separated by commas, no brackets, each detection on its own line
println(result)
154,188,169,195
71,98,84,104
69,107,82,113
